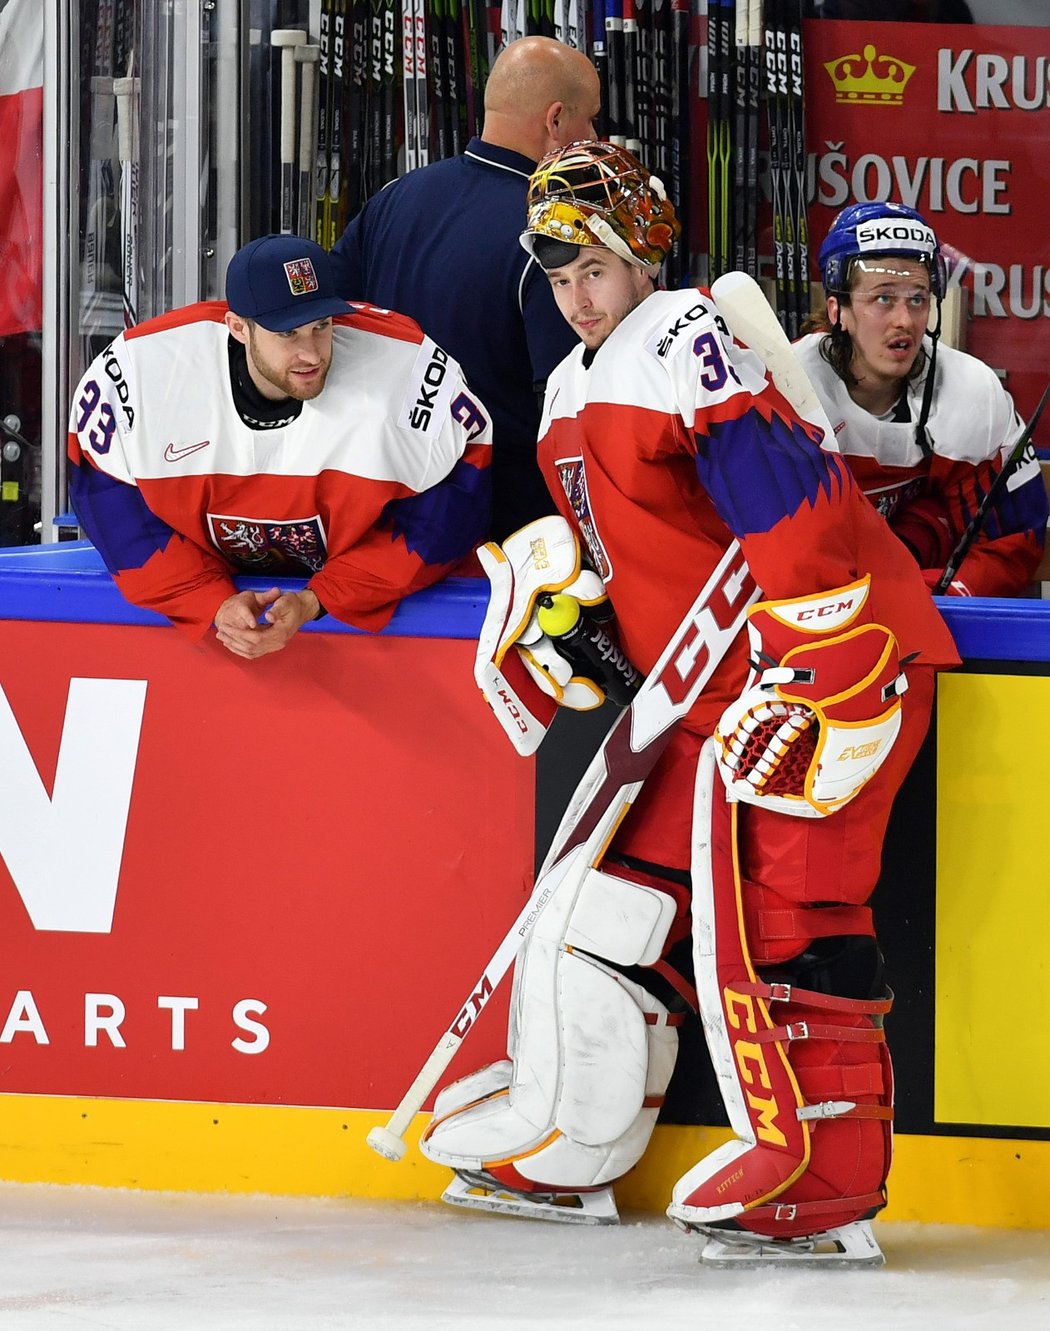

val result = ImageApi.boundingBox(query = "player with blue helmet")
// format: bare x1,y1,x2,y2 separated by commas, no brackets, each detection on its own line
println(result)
795,201,1046,597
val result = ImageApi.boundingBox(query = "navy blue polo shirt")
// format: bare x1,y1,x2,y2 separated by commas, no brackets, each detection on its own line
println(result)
328,139,581,538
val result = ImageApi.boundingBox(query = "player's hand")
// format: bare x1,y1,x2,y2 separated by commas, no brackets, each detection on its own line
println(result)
213,587,320,658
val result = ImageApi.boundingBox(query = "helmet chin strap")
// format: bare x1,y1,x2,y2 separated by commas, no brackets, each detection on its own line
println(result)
914,295,940,459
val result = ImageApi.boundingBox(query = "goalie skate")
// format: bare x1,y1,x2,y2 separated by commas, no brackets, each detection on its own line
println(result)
442,1171,620,1226
677,1219,885,1269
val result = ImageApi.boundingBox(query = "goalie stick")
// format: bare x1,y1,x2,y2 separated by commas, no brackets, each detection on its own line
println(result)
366,536,760,1162
710,269,830,435
933,380,1050,595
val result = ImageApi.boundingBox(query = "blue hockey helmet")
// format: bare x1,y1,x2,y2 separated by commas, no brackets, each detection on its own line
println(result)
818,201,946,300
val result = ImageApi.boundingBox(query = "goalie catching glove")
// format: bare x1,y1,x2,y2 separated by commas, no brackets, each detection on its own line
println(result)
475,516,634,755
714,577,909,817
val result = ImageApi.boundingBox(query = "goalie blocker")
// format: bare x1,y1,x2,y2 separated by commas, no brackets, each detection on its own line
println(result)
474,516,640,755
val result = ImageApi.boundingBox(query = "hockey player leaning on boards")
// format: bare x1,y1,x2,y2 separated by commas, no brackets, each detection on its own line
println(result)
67,234,491,659
417,141,960,1266
796,202,1048,597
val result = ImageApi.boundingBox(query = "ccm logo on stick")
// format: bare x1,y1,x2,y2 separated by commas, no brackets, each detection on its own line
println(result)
649,546,757,710
451,977,494,1039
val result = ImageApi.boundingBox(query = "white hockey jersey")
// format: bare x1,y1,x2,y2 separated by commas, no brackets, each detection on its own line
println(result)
795,332,1047,595
68,302,492,636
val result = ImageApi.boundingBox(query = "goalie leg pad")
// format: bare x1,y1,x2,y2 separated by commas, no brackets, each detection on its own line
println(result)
420,864,681,1191
666,741,894,1242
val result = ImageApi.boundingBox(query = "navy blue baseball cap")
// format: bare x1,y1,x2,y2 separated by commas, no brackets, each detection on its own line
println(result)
225,234,355,331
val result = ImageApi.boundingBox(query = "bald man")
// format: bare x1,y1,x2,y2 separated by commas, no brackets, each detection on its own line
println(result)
329,38,600,540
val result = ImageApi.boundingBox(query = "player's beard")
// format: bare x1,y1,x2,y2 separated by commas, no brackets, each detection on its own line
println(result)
247,328,333,401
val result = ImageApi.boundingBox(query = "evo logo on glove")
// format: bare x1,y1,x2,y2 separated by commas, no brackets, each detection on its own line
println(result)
839,740,882,761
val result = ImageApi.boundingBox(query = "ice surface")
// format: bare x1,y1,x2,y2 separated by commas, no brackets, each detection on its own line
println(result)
0,1183,1047,1330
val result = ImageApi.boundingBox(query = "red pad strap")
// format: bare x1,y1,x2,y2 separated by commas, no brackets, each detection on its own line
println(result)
801,1064,887,1100
743,1190,887,1224
755,1022,886,1046
643,1010,687,1027
755,903,874,943
736,980,893,1017
648,959,700,1014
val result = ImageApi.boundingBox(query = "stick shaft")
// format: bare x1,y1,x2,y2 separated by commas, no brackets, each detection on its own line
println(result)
370,538,759,1153
934,381,1050,592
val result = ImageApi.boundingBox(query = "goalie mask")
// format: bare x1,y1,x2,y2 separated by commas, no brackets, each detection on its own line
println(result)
520,140,682,275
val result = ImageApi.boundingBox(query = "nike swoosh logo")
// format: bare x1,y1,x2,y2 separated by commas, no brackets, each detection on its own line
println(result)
164,440,211,462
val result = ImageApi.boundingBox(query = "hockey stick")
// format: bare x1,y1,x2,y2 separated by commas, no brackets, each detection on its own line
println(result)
315,0,333,245
347,0,369,217
328,0,348,240
731,0,749,272
403,0,418,171
932,381,1050,595
113,55,139,329
295,44,320,237
765,0,787,330
623,0,641,155
271,29,307,235
605,0,626,147
367,535,762,1162
785,0,808,336
711,270,831,434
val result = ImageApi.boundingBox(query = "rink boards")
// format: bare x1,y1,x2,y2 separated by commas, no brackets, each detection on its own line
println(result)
0,545,1048,1229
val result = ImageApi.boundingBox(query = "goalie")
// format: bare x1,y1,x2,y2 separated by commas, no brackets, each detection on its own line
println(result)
418,142,960,1266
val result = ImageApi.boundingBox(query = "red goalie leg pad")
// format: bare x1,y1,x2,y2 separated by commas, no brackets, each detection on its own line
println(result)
726,981,894,1240
680,750,814,1218
674,743,894,1238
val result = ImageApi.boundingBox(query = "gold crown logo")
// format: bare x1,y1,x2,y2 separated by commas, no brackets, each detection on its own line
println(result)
824,43,916,106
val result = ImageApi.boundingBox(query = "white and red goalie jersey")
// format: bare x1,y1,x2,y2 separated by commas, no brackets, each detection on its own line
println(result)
67,302,492,638
537,287,959,734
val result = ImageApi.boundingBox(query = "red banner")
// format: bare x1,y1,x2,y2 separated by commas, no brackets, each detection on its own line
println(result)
802,20,1050,429
0,0,42,336
0,622,532,1109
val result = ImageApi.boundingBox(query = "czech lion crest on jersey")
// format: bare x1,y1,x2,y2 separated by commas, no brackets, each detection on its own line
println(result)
554,455,612,580
207,513,327,573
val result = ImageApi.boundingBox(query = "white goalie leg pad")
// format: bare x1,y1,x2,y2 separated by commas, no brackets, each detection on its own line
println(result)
432,1061,513,1121
421,853,679,1190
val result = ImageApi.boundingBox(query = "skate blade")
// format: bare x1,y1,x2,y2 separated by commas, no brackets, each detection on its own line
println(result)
441,1174,620,1226
689,1219,885,1269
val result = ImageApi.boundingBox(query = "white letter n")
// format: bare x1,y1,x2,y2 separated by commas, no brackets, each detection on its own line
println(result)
0,678,147,932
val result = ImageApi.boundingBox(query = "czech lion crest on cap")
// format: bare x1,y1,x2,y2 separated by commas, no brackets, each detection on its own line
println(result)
284,257,319,296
